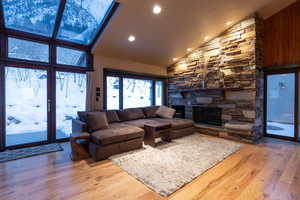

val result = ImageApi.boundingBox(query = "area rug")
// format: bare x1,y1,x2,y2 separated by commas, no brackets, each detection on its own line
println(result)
110,135,241,197
0,143,63,163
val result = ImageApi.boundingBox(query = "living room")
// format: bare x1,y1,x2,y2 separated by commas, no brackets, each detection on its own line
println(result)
0,0,300,199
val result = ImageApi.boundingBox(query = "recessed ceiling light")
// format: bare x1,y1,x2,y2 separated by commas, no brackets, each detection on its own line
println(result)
187,48,192,52
153,5,162,14
226,21,232,26
128,35,136,42
173,58,178,61
204,36,209,41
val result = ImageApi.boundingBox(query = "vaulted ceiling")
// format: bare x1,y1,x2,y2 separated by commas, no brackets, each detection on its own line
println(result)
93,0,296,67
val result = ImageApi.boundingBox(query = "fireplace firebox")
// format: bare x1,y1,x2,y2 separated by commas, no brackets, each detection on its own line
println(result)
172,105,185,118
193,107,222,126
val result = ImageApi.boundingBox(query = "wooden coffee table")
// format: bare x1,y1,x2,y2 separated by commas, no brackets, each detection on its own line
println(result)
144,122,172,147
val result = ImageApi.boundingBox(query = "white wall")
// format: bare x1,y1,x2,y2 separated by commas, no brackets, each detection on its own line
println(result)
90,54,167,110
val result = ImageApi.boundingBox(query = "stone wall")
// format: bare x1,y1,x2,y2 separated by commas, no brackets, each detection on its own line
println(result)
167,16,264,143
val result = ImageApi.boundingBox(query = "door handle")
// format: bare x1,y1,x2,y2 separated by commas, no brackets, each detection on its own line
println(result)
48,99,51,113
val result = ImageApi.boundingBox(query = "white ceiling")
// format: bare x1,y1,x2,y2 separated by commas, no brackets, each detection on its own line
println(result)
93,0,296,67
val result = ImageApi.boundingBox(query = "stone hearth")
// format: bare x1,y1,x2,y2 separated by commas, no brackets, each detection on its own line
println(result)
167,16,264,143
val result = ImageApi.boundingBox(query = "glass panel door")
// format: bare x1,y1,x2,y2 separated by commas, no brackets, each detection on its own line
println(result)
5,67,48,146
56,72,86,139
266,73,295,138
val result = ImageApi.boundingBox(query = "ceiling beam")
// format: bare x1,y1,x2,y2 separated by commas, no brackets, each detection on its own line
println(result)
52,0,66,40
90,1,120,50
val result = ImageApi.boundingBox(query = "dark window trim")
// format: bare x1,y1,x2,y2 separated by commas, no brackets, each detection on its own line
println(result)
103,68,167,110
3,35,93,69
104,68,167,81
264,68,300,143
0,65,5,151
52,0,66,40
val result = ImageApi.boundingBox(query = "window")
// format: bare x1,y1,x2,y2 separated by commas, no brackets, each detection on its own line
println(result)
8,38,49,62
155,81,163,106
57,0,114,45
106,76,120,110
123,78,152,109
2,0,60,37
56,72,86,139
105,70,165,109
1,0,118,46
57,47,87,67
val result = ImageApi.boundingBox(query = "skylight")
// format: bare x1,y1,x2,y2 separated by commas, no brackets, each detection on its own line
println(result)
57,0,114,45
1,0,117,46
3,0,60,37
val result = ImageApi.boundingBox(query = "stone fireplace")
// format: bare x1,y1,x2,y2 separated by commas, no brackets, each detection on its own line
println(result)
167,16,264,143
193,107,222,126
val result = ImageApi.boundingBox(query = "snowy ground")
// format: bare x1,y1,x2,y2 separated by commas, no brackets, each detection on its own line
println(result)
267,121,295,137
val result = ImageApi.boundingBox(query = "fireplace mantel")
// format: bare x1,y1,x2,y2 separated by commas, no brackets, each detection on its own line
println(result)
169,87,242,93
168,87,250,98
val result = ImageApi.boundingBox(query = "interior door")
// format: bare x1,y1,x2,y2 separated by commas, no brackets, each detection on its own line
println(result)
5,66,48,147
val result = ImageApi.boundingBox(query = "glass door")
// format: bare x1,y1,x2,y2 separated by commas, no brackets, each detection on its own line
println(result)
56,72,86,139
266,73,295,138
5,67,48,146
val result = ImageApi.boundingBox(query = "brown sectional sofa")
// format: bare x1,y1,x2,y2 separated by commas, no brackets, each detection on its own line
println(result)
72,106,194,161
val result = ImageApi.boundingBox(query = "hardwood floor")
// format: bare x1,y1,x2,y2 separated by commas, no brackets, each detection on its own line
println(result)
0,134,299,200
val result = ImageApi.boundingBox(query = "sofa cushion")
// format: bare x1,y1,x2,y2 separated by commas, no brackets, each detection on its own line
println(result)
152,118,194,129
117,108,145,121
91,123,144,145
124,119,160,128
143,106,159,118
86,112,109,132
156,106,176,119
105,110,120,123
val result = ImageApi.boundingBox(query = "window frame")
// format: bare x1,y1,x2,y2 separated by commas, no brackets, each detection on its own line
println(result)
0,0,120,51
103,68,167,110
56,46,88,67
7,36,50,63
0,5,96,150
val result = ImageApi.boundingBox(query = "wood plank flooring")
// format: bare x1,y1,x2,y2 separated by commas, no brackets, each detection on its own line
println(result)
0,134,299,200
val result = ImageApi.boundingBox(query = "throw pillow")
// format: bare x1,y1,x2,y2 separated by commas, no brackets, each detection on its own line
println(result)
105,110,120,123
86,112,109,132
156,106,176,119
143,106,159,118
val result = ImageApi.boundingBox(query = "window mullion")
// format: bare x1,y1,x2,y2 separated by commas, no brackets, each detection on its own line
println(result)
152,81,156,106
120,77,123,109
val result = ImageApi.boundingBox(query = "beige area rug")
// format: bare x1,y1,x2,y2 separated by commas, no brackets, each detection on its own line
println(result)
110,135,242,196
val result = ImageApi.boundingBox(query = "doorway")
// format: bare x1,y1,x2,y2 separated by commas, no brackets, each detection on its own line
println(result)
5,67,48,146
2,66,87,149
265,71,299,141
